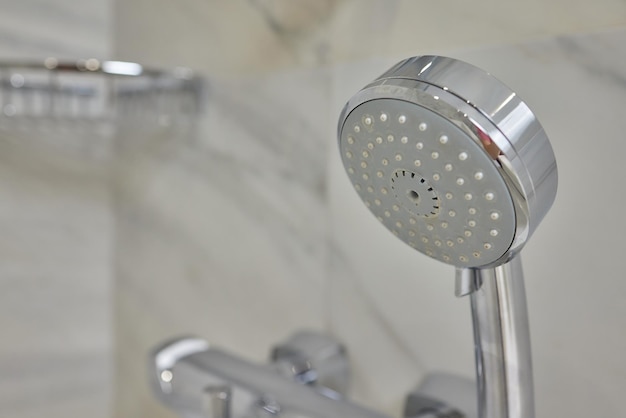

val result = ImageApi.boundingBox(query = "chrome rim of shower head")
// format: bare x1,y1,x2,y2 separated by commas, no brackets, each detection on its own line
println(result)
337,56,557,269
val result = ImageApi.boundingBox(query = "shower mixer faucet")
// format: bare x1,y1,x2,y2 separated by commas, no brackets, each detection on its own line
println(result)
151,56,557,418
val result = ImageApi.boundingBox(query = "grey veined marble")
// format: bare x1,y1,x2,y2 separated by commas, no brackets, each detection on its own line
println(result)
0,1,112,418
2,0,626,417
113,68,332,418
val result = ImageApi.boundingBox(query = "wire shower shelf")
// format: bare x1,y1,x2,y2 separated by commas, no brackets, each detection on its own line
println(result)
0,58,202,160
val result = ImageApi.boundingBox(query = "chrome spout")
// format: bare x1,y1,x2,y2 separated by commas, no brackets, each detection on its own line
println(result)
151,337,389,418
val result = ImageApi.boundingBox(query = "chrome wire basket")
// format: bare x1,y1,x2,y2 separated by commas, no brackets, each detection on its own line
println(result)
0,58,202,162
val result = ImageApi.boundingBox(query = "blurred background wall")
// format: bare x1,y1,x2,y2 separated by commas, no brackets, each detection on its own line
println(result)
0,2,113,418
115,0,626,75
1,1,626,418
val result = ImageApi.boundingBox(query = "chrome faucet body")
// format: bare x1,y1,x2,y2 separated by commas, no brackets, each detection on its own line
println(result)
151,332,389,418
151,331,472,418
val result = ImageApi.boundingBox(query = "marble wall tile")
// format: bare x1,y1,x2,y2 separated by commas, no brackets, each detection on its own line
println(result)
113,0,338,76
329,0,626,64
113,68,332,418
328,27,626,418
0,0,110,59
115,0,626,75
0,131,113,418
0,1,112,418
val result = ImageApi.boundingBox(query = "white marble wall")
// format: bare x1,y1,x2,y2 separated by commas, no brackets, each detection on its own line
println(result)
0,2,112,418
113,69,332,417
0,1,110,60
115,0,626,76
6,1,625,418
3,0,626,417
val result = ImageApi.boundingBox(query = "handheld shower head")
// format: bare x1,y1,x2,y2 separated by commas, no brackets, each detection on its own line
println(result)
338,56,557,269
337,56,558,418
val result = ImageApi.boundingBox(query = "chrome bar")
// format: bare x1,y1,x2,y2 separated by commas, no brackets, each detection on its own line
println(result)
151,337,389,418
469,255,534,418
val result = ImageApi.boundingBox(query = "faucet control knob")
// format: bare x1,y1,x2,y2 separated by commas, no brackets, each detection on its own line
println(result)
270,331,350,397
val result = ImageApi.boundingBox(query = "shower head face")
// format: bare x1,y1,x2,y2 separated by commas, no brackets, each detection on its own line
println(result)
338,56,557,269
341,99,515,267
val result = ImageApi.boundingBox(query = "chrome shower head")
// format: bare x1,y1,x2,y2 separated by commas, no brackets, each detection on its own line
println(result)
338,56,557,269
